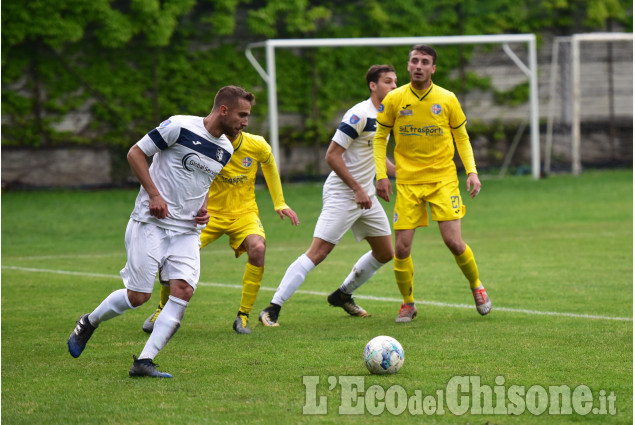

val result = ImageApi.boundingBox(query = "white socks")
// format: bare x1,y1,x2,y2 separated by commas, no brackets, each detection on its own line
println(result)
86,289,189,361
270,251,385,305
88,288,134,326
271,254,315,306
139,296,188,360
339,251,384,294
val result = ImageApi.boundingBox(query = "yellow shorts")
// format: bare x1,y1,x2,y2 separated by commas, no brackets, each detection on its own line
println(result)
200,212,265,257
393,180,466,229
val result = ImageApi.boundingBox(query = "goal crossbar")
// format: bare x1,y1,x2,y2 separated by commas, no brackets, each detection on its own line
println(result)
245,34,540,179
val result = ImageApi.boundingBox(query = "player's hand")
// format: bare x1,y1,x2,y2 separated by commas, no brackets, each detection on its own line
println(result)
277,208,299,226
376,178,392,202
149,193,169,219
194,206,210,226
354,188,372,209
467,173,482,198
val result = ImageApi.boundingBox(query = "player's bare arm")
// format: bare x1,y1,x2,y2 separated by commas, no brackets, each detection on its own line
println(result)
127,145,168,219
325,141,372,209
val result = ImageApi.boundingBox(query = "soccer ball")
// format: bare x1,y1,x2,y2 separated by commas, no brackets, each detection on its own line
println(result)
363,335,404,375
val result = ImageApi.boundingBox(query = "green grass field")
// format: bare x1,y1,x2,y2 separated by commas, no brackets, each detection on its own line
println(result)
2,169,632,424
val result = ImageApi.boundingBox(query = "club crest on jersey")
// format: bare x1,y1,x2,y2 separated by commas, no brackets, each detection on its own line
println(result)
242,157,253,168
431,104,442,115
378,103,385,112
350,115,360,125
159,119,172,128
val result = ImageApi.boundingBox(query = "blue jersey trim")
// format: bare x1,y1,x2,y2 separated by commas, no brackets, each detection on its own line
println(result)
148,129,168,150
337,122,360,139
177,128,231,166
364,118,377,132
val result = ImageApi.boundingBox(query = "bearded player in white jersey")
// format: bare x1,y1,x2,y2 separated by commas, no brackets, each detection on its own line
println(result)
67,85,255,378
259,65,397,327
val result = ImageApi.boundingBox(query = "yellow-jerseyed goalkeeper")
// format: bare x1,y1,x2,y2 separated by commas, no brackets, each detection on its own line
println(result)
142,131,299,334
373,44,491,322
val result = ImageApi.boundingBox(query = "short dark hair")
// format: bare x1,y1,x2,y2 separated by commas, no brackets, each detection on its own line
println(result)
410,44,438,65
366,64,396,92
213,85,255,110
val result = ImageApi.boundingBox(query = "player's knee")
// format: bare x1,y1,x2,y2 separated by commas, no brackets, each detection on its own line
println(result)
170,281,194,301
127,290,151,307
444,239,465,256
394,244,411,259
247,242,266,264
373,249,394,264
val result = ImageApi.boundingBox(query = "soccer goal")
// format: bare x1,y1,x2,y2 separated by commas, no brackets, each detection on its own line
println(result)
246,34,540,179
545,33,634,175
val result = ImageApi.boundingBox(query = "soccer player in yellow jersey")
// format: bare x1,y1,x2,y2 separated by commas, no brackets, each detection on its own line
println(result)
373,44,492,322
142,130,299,334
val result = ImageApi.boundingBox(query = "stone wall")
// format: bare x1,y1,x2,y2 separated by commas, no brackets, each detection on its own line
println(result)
1,148,112,188
2,35,631,187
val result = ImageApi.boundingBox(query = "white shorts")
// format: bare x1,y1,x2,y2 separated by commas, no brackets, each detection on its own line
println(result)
313,192,391,244
120,219,201,293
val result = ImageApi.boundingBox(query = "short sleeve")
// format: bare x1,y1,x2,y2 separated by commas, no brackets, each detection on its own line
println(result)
137,117,182,156
332,109,367,149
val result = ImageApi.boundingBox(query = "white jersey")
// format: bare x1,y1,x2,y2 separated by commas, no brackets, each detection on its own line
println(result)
130,115,233,233
323,98,387,198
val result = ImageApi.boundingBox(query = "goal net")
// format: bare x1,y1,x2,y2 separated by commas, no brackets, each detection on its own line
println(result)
545,33,633,175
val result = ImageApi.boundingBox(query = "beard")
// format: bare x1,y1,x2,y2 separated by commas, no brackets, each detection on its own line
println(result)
221,120,240,139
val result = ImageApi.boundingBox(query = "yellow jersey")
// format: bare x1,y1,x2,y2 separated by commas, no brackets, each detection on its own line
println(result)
207,132,289,217
373,82,477,183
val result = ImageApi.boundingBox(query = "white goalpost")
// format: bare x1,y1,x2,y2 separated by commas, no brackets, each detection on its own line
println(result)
545,32,634,175
245,34,541,179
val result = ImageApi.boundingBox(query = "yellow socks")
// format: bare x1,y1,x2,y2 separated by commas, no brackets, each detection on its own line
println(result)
239,263,263,315
454,244,482,289
159,263,264,316
159,284,170,308
394,255,415,304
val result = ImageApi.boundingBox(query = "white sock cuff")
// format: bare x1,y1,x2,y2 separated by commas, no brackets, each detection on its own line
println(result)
168,295,189,307
299,254,316,271
124,291,135,309
366,251,384,269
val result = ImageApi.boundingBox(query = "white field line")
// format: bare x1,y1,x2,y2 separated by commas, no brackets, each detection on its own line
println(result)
3,265,632,322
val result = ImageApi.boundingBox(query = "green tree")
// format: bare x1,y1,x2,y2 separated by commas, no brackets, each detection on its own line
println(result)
1,0,631,181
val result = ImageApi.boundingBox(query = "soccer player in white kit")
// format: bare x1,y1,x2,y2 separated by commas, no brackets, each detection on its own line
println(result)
259,65,397,327
67,85,255,378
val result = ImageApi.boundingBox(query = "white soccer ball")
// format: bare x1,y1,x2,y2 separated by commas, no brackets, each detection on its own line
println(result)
363,335,404,375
